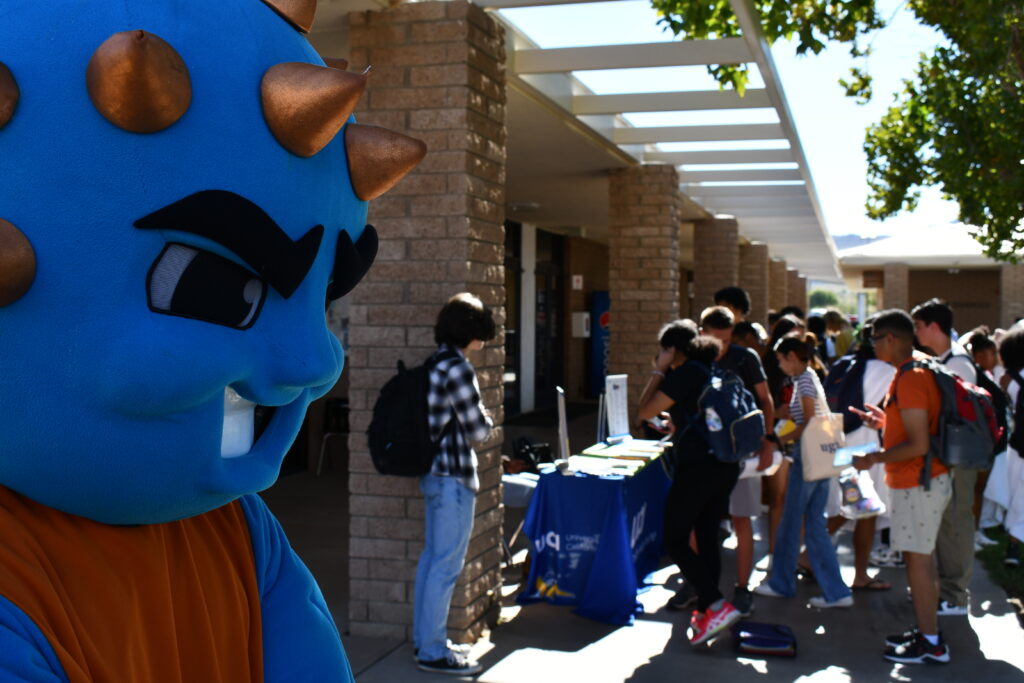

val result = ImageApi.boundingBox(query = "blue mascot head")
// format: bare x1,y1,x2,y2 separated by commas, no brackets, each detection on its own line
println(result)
0,0,424,525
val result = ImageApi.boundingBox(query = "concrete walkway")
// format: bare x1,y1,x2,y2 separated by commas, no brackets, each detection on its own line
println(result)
348,526,1024,682
348,405,1024,680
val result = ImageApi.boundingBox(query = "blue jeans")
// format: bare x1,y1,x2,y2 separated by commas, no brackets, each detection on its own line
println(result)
768,453,851,602
413,475,476,661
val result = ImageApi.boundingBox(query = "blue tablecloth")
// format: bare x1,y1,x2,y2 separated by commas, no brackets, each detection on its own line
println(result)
516,461,671,625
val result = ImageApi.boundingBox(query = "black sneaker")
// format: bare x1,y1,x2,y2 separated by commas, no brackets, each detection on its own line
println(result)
886,626,921,648
1006,544,1021,567
416,651,483,676
666,582,697,611
883,633,950,664
732,586,754,617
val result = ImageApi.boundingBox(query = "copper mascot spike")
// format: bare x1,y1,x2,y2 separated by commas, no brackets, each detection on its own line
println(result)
345,124,428,201
260,0,318,33
261,62,367,158
0,219,36,306
86,31,192,133
0,62,18,129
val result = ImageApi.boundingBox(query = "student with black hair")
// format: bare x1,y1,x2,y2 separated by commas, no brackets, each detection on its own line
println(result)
700,306,776,618
910,298,976,617
714,286,751,322
754,333,852,610
638,320,741,645
850,309,951,663
997,327,1024,568
413,293,496,676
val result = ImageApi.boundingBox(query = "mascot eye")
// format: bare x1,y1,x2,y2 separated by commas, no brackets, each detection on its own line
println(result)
147,244,267,329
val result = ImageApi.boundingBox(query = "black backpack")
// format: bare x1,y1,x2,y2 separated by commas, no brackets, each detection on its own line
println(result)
943,352,1009,454
367,351,455,477
823,354,867,434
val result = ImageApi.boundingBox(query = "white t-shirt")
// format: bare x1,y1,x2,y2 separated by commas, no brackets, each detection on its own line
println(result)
940,342,977,384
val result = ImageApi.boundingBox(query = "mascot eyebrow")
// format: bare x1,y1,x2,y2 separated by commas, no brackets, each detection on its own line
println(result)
134,191,323,300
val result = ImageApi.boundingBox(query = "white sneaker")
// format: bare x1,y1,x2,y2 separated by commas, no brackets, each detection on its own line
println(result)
937,600,968,616
753,582,786,598
870,546,904,568
809,594,854,609
975,530,998,547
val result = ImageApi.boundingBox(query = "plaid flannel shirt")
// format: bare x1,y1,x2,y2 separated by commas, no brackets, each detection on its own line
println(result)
427,344,493,491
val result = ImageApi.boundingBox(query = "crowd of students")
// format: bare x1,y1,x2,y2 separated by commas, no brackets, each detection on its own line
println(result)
638,288,1024,664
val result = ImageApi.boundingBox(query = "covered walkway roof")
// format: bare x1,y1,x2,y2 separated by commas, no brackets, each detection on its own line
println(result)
480,0,841,281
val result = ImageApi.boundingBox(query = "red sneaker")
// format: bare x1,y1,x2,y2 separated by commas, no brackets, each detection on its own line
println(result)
689,601,741,645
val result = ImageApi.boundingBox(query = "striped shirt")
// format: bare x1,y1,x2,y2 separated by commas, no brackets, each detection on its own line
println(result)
427,344,493,491
789,368,825,426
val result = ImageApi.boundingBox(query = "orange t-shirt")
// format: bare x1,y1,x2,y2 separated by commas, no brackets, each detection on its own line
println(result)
0,486,263,682
882,366,948,489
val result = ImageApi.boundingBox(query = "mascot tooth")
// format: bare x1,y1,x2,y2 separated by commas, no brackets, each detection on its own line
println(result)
0,1,424,680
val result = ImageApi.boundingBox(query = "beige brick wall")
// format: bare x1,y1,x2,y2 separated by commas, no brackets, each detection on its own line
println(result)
738,242,769,326
1001,264,1024,329
345,0,506,643
692,217,739,313
608,164,681,424
768,258,787,315
882,262,909,311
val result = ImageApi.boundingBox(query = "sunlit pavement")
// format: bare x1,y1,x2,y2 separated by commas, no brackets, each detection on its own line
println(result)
352,524,1024,682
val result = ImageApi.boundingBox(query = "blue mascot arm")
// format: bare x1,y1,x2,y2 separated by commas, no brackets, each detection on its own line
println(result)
0,597,68,682
240,495,355,682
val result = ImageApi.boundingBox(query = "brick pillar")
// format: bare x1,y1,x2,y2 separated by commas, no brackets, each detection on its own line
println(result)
793,275,807,312
345,0,506,643
692,217,739,312
768,258,788,314
785,268,801,311
1001,263,1024,329
738,242,769,326
882,262,909,311
608,164,681,423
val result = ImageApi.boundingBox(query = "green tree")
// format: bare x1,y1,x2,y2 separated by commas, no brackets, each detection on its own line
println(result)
650,0,1024,260
809,289,840,308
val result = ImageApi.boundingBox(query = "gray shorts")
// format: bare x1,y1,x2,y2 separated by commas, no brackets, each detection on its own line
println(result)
890,473,952,555
729,476,762,518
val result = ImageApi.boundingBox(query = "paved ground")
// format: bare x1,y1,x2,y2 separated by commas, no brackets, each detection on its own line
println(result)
266,405,1024,682
348,524,1024,682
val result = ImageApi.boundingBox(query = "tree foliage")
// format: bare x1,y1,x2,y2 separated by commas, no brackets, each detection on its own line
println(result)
650,0,1024,260
809,289,840,308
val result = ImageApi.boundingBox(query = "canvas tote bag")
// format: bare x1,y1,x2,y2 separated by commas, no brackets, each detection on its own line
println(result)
800,381,848,482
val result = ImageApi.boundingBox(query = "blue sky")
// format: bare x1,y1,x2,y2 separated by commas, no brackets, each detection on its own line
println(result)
499,0,959,239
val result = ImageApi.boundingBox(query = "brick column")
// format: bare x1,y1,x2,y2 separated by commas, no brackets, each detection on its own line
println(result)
608,165,681,424
738,242,769,326
882,262,909,311
1001,263,1024,329
785,268,801,311
692,217,739,312
345,0,506,643
793,274,807,312
768,258,788,314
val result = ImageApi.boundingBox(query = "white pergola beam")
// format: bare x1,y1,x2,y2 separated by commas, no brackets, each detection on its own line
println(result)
700,194,811,207
723,206,816,217
647,149,793,165
680,168,802,182
483,0,620,7
572,89,772,114
514,39,752,74
614,123,784,144
684,184,806,198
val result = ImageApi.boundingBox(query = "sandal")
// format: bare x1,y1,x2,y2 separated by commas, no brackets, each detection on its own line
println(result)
851,577,891,591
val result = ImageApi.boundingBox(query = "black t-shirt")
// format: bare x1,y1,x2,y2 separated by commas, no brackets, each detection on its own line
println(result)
718,344,767,395
661,361,713,461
